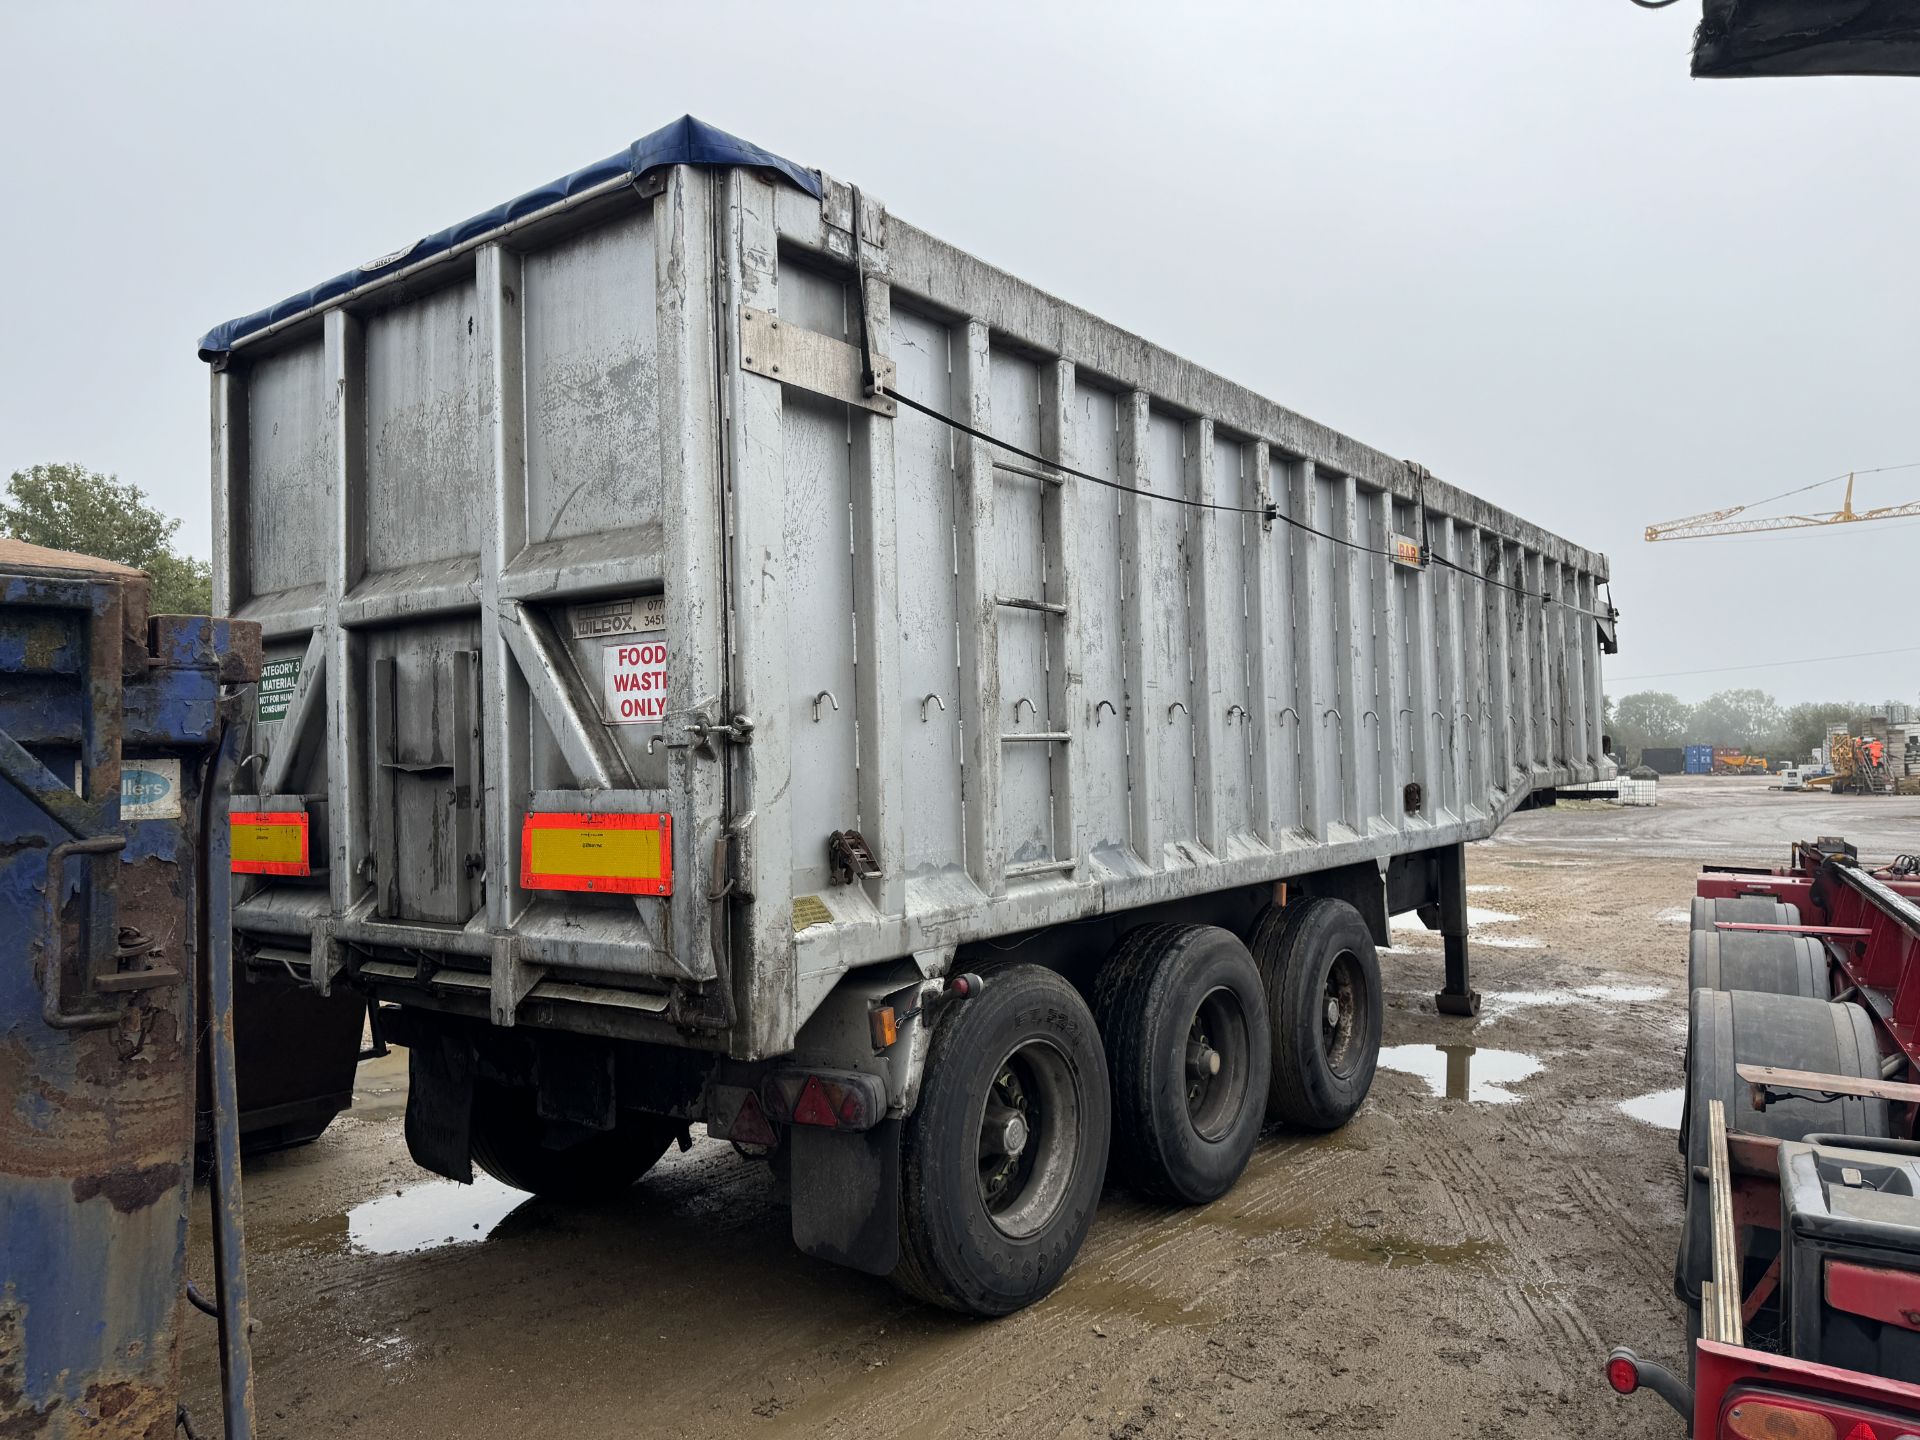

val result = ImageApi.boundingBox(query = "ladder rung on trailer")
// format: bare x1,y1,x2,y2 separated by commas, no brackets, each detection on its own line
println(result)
995,594,1067,616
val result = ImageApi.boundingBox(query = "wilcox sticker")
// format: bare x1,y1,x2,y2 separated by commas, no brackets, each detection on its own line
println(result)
569,594,666,640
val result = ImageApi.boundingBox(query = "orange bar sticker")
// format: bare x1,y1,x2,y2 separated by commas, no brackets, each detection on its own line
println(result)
230,811,311,876
520,812,672,896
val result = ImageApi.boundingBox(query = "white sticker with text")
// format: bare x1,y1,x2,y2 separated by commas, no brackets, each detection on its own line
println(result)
603,639,668,725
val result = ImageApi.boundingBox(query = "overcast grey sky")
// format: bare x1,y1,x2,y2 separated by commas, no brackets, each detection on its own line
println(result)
2,2,1914,704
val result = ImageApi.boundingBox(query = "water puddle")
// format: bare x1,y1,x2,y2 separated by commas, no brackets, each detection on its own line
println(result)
1316,1229,1500,1269
1618,1087,1685,1131
1376,1043,1544,1104
1389,905,1545,950
351,1048,409,1121
346,1175,531,1255
1478,983,1666,1020
1391,906,1519,931
1047,1272,1219,1330
1207,1199,1501,1270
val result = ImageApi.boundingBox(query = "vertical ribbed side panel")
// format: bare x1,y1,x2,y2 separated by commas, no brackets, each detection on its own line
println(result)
724,171,796,1055
322,309,367,982
891,307,965,875
1290,462,1331,842
850,265,906,917
475,244,530,933
1331,473,1365,836
1119,392,1159,864
1073,387,1129,861
953,321,1003,896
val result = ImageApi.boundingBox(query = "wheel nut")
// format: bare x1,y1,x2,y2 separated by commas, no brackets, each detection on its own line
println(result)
1325,998,1341,1029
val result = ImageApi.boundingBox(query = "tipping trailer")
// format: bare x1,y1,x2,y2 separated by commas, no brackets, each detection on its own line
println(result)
1608,839,1920,1434
201,116,1615,1314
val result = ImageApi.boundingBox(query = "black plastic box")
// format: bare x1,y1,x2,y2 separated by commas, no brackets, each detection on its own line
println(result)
1778,1137,1920,1377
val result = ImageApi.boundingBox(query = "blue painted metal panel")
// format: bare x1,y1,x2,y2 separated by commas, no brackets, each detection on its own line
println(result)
0,555,261,1439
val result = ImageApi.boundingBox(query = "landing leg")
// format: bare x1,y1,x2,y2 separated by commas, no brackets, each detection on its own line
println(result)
1434,841,1480,1017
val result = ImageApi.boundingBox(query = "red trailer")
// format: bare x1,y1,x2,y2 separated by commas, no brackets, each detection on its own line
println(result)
1609,838,1920,1434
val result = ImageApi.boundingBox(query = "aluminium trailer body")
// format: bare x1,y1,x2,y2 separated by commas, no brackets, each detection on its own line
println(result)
201,116,1615,1312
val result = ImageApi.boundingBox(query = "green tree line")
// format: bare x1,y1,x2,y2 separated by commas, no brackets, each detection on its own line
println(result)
2,462,210,613
1607,687,1901,767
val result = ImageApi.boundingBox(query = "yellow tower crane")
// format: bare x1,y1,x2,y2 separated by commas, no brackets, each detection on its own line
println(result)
1646,465,1920,542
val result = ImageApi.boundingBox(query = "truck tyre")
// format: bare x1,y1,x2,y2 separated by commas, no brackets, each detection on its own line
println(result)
1250,898,1382,1131
1690,895,1799,931
892,963,1110,1316
1686,929,1826,999
1093,924,1270,1204
469,1082,680,1201
1675,990,1887,1315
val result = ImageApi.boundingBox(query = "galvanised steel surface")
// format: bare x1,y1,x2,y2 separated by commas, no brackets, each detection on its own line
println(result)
0,544,261,1439
206,132,1613,1060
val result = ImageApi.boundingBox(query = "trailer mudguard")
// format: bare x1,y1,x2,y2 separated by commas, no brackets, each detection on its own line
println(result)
790,1121,903,1276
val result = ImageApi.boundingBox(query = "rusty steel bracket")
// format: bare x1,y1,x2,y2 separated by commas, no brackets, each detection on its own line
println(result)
40,835,133,1029
827,828,881,887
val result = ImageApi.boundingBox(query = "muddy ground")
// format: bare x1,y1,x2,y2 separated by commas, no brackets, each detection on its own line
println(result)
180,776,1920,1438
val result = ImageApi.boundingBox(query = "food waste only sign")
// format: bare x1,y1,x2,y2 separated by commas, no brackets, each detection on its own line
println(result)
603,638,668,724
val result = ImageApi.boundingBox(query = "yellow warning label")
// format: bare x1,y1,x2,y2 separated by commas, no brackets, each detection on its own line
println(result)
527,824,662,881
792,895,833,932
230,811,310,875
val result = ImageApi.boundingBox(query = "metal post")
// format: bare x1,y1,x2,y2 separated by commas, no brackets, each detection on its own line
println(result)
203,719,256,1440
1435,840,1479,1016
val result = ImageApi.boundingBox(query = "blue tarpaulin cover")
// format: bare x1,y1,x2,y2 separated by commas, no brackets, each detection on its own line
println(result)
197,115,820,360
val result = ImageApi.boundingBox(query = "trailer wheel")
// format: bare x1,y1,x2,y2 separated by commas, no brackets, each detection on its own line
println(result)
1251,898,1382,1130
469,1082,680,1201
1675,990,1888,1315
892,963,1109,1316
1093,925,1270,1204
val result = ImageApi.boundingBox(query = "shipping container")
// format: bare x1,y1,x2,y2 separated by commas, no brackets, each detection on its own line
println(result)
1641,746,1685,775
1686,744,1715,774
202,117,1615,1314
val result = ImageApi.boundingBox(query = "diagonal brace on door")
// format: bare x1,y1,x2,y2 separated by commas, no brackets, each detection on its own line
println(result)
497,601,636,791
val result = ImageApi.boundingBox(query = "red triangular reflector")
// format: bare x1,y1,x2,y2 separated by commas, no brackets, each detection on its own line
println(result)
1844,1423,1877,1440
732,1091,776,1147
791,1076,838,1127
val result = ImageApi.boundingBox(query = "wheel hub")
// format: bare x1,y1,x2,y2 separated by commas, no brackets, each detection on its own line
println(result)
975,1041,1081,1240
987,1103,1030,1158
1187,1041,1222,1079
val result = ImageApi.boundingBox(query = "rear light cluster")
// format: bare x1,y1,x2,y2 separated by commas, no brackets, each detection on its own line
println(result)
710,1068,888,1147
1722,1389,1920,1440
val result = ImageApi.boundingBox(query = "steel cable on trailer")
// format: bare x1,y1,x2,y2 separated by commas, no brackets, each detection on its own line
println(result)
848,195,1575,607
882,382,1584,611
878,384,1290,524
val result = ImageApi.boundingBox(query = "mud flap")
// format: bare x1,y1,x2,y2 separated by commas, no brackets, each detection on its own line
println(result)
405,1030,476,1184
790,1119,901,1276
